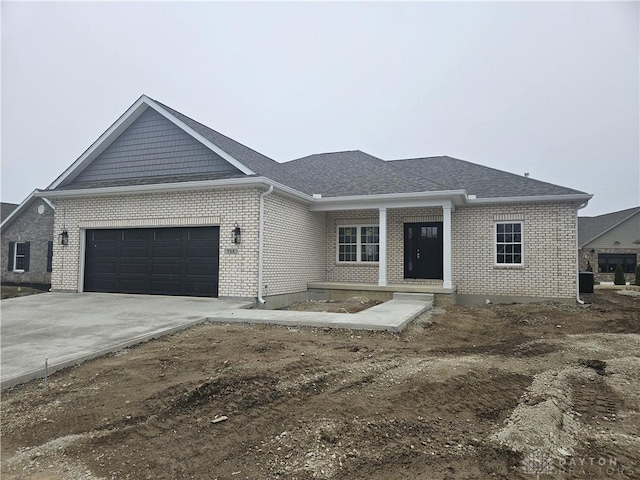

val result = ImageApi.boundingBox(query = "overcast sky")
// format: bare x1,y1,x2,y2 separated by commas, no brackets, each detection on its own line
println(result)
2,1,638,216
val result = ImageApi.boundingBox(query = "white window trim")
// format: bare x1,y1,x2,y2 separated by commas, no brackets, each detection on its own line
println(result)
13,241,26,273
336,225,380,264
494,221,524,267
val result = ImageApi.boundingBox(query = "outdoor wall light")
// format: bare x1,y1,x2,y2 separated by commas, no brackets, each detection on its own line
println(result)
59,230,69,245
232,223,241,244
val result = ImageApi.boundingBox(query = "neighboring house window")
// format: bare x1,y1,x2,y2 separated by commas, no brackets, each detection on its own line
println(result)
47,241,54,273
598,253,637,273
495,222,523,265
7,241,30,272
337,226,379,263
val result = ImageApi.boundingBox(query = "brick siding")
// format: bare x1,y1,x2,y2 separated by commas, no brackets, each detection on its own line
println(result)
262,193,326,296
325,203,577,299
579,248,639,283
50,188,261,297
452,203,577,299
1,201,54,285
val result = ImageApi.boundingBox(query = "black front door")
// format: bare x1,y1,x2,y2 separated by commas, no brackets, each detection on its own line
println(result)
404,222,443,279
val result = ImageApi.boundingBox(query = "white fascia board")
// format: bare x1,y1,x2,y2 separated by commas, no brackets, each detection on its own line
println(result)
309,191,465,212
36,177,314,204
466,193,593,205
0,190,39,229
48,96,150,189
144,96,256,176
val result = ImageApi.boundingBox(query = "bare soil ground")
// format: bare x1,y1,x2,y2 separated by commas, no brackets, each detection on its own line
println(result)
2,290,639,480
279,296,382,314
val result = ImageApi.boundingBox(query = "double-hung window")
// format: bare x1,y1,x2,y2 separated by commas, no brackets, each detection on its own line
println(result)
495,222,523,266
338,226,379,263
8,241,30,272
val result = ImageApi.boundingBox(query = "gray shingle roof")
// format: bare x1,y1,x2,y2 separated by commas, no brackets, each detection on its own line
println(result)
152,99,291,184
48,96,591,202
280,151,449,197
578,206,640,247
1,202,19,222
390,156,588,198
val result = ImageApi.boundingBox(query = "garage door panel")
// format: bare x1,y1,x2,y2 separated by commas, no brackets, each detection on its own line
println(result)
88,246,118,258
152,245,182,257
119,278,150,292
120,263,148,274
84,227,219,297
86,259,118,274
120,246,149,257
90,230,120,241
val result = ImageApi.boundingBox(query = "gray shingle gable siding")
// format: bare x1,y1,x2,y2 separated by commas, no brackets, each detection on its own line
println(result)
65,108,243,186
390,156,587,198
151,99,289,183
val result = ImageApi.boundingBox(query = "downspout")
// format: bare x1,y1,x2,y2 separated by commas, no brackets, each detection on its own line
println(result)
257,185,274,304
575,201,589,304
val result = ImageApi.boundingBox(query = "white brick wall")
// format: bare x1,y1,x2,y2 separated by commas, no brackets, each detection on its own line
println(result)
51,188,261,297
325,203,577,299
262,193,326,296
452,203,577,299
52,188,578,301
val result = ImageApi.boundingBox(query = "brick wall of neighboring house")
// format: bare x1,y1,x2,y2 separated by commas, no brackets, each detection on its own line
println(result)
579,248,639,283
262,193,326,297
1,201,54,285
452,202,577,299
50,188,261,297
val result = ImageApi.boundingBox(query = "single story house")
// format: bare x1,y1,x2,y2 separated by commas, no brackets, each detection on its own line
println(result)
578,206,640,284
1,191,55,287
37,95,592,306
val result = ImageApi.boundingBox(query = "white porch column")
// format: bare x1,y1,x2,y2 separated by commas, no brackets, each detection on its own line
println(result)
378,207,387,286
443,205,453,289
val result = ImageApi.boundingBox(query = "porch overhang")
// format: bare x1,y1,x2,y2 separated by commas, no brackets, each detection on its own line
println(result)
308,190,467,212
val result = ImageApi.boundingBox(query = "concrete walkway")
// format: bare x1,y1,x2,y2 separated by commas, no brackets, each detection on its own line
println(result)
1,292,431,390
210,292,433,332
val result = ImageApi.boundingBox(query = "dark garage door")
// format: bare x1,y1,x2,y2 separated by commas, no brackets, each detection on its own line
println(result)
84,227,219,297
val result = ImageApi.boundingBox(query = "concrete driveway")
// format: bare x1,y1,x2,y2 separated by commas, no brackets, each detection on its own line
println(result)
1,292,251,389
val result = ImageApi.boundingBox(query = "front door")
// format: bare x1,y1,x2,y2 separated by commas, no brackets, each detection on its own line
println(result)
404,222,443,279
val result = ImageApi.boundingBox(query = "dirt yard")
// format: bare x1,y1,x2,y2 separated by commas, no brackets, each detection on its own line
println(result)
2,290,639,480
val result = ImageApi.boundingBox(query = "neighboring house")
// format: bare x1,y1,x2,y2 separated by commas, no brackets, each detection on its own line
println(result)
36,95,592,306
1,191,55,287
578,206,640,283
1,202,19,222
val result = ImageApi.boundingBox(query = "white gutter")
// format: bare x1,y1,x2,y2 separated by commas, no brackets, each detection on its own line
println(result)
575,200,590,304
257,185,274,304
467,193,593,205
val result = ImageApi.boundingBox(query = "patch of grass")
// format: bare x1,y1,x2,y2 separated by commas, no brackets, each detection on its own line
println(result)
0,285,48,300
